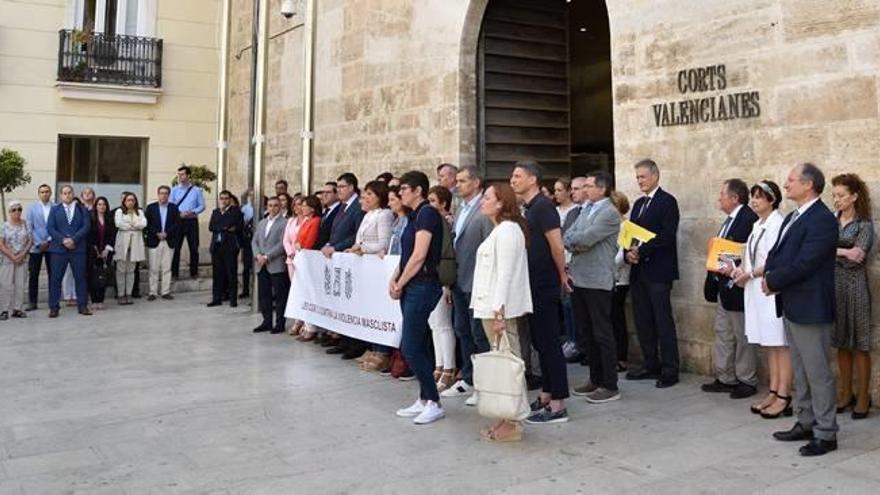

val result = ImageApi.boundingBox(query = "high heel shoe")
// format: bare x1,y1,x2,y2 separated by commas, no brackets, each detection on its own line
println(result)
761,395,793,419
852,398,872,420
836,395,856,414
751,390,776,414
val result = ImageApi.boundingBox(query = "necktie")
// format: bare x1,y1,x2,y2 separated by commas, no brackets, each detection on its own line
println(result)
638,196,652,219
332,203,347,229
581,203,594,220
718,216,732,238
780,210,800,240
66,205,74,224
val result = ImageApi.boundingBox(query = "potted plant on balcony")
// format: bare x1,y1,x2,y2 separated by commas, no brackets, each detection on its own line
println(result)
171,163,217,194
0,148,32,222
72,29,94,52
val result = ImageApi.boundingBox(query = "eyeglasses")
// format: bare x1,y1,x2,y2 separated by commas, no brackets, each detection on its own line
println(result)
399,185,411,191
10,208,22,212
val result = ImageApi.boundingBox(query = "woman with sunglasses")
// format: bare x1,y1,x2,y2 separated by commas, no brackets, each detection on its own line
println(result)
0,201,33,320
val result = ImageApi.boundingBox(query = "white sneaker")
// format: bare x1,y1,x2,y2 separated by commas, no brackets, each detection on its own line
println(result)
413,401,445,424
396,399,426,418
465,391,479,407
440,379,473,398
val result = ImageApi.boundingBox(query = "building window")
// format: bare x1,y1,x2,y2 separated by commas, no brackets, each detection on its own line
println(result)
69,0,156,37
57,135,147,205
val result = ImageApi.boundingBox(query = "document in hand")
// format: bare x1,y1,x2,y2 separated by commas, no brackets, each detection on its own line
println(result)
706,237,745,272
618,220,657,249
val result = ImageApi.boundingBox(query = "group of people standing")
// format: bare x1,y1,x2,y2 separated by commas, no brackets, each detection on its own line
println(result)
0,165,205,319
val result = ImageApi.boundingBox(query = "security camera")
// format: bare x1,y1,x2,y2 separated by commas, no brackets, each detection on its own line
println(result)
280,0,296,19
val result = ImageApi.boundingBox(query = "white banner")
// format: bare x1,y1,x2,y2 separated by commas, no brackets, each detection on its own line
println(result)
286,250,403,347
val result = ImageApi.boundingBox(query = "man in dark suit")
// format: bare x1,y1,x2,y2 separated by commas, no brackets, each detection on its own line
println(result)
321,173,366,359
145,185,181,301
316,181,341,249
701,179,759,398
764,163,839,457
440,165,494,400
207,190,243,308
46,185,91,317
624,159,681,388
563,176,591,365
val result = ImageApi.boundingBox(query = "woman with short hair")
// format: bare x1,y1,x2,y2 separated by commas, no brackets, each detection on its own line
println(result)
0,201,32,320
114,192,147,305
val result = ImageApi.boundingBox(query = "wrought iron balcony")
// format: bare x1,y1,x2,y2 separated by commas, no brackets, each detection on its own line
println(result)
57,29,163,88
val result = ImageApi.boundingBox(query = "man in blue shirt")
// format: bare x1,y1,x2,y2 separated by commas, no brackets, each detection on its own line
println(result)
25,184,54,310
170,165,206,280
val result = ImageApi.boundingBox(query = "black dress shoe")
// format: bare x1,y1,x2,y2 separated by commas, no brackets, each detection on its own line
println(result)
341,347,365,360
269,328,284,334
229,301,238,308
799,438,837,456
206,301,222,307
161,294,174,300
253,325,270,333
626,368,660,381
773,423,814,442
730,383,757,399
565,353,585,364
326,345,346,355
655,376,679,388
852,399,872,420
321,337,340,348
78,307,93,316
701,379,737,393
49,309,59,318
26,303,37,311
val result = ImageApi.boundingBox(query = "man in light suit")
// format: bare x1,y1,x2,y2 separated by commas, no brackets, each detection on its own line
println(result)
625,159,681,388
701,179,759,399
46,185,91,317
565,171,622,403
26,184,54,311
440,165,494,401
252,196,290,334
764,163,839,457
321,173,367,358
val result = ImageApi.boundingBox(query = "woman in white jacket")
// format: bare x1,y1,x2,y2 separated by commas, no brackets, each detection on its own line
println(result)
470,183,532,442
114,192,147,305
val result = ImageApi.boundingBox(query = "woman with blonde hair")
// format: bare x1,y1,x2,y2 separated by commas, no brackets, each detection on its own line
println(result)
114,192,147,305
471,183,532,442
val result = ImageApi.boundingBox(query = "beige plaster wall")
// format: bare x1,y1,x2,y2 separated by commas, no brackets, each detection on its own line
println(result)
0,0,221,205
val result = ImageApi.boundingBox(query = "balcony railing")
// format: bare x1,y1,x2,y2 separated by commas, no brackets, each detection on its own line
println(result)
57,29,163,88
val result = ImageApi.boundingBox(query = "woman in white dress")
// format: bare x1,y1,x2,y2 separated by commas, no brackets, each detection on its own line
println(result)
732,180,791,419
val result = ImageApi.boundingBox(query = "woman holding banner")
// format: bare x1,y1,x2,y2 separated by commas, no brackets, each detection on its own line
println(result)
292,195,322,341
390,171,445,425
470,183,532,442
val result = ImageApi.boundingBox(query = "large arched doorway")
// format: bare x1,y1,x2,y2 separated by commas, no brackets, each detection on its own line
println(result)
475,0,614,183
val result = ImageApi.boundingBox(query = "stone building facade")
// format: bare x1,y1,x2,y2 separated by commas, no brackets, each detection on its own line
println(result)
224,0,880,390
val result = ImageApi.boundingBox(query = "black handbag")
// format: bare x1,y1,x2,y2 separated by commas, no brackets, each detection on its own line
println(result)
91,257,110,289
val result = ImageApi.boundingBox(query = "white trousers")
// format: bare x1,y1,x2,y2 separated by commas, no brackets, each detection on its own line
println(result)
429,297,456,369
0,262,26,312
148,241,173,296
116,260,137,297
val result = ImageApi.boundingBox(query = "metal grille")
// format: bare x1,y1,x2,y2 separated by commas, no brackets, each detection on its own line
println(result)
57,29,163,88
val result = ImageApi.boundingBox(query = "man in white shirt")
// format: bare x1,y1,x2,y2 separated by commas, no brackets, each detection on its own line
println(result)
145,186,180,301
252,196,290,334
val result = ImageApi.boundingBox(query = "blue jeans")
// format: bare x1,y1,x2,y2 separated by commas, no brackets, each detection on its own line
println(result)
451,284,489,386
399,279,443,402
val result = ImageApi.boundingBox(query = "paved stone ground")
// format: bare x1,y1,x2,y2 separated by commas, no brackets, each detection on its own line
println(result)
0,292,878,494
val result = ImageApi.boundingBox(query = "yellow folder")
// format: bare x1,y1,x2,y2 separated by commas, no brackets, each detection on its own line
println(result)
618,220,657,249
706,237,745,272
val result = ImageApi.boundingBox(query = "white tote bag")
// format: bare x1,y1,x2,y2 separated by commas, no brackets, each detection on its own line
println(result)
472,332,530,421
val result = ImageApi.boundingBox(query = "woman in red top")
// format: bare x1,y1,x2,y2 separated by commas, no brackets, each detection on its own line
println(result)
292,195,322,341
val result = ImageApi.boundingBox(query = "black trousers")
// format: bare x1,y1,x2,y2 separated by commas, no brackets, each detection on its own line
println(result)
528,287,569,400
258,267,290,330
630,276,680,378
172,218,199,278
612,285,629,362
211,241,239,305
572,287,618,391
240,239,253,297
28,251,51,306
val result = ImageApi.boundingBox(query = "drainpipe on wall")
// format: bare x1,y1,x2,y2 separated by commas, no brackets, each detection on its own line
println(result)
215,0,231,193
250,0,270,305
300,0,317,195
